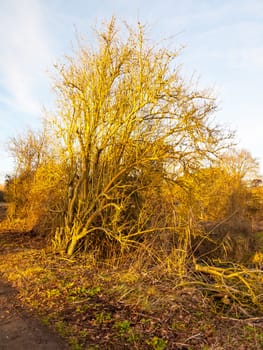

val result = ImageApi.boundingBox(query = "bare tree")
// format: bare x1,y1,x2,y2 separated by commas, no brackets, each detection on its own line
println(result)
46,19,232,255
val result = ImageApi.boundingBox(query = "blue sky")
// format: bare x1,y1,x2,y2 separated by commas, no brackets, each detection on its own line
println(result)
1,0,263,182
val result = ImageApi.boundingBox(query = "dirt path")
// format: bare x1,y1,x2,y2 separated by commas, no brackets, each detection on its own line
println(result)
0,202,68,350
0,276,68,350
0,277,68,350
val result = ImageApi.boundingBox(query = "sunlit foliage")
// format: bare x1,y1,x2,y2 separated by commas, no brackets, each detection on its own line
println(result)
46,18,232,256
5,18,261,264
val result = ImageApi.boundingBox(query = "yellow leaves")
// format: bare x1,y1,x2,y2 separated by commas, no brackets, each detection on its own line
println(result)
221,294,231,305
119,270,140,284
252,252,263,268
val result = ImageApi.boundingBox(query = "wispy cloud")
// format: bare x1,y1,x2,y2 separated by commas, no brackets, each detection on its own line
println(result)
0,0,52,116
0,0,54,181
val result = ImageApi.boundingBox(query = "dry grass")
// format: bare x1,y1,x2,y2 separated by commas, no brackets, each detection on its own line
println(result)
1,230,263,349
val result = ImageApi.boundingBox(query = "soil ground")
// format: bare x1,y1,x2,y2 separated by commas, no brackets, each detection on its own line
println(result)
0,277,67,350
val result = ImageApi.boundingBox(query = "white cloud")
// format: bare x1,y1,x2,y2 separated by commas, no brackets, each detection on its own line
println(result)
0,0,53,116
0,0,54,181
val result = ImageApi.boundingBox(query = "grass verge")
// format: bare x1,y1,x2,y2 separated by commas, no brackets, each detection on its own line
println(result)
0,230,263,349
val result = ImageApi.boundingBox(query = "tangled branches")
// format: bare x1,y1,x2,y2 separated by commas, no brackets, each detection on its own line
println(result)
195,262,263,316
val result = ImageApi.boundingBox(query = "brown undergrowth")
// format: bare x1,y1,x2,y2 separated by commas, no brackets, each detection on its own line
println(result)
1,230,263,349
